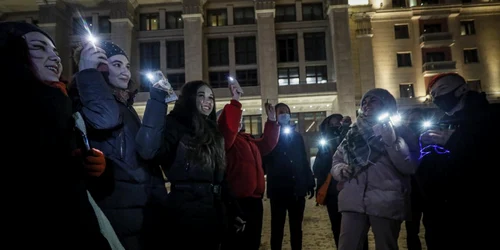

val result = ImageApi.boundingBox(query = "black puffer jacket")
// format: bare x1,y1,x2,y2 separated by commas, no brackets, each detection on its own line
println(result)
136,87,235,249
71,69,167,250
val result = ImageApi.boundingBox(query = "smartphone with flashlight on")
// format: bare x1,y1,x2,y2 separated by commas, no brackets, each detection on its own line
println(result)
228,76,244,95
145,70,178,103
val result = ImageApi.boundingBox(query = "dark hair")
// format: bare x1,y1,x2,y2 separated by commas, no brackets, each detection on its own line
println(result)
319,113,343,133
275,103,291,114
0,32,42,91
169,81,225,170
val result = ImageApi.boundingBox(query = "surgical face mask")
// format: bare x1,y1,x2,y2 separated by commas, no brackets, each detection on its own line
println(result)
433,85,463,112
277,113,290,125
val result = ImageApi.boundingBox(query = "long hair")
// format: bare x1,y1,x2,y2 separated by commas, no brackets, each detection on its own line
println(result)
169,81,225,171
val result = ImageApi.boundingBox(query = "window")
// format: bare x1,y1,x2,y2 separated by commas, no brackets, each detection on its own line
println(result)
236,70,258,87
304,32,326,61
167,73,185,90
463,48,479,64
208,38,229,66
98,16,111,33
397,52,412,67
303,112,326,133
423,24,442,34
394,24,409,39
425,52,446,62
166,41,184,69
235,37,256,65
306,66,327,84
139,42,161,91
278,67,300,86
140,13,159,31
275,5,296,23
234,7,255,25
392,0,407,8
460,21,475,36
276,35,298,63
302,3,323,21
467,80,481,92
400,84,415,98
207,9,227,27
73,17,93,35
166,12,183,29
421,0,439,4
242,115,262,136
209,71,229,88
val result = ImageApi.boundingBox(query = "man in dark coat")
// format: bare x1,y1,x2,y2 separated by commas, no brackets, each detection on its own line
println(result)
419,73,499,250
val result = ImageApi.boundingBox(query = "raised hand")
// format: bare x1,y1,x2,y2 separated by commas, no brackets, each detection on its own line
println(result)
78,42,108,72
265,103,276,121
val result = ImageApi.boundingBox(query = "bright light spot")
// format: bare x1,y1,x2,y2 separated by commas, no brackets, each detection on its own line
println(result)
146,72,154,81
390,114,402,125
293,106,296,109
87,34,97,44
319,138,326,146
243,109,246,112
378,113,389,121
423,120,432,128
228,76,234,81
259,108,262,111
284,127,291,134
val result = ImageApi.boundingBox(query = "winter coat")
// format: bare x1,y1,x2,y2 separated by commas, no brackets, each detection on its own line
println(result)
331,126,419,221
417,91,500,248
28,81,111,250
135,88,233,249
218,100,280,198
71,69,167,250
263,128,315,199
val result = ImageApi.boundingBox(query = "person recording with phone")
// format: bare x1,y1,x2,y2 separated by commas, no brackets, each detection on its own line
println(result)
70,41,167,250
218,77,280,250
331,88,418,250
262,103,315,250
417,73,500,250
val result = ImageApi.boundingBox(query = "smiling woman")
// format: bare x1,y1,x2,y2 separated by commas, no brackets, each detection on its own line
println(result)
24,31,62,82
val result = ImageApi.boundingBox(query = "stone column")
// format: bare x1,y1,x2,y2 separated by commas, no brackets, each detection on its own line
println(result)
255,0,278,123
183,0,205,82
159,9,166,30
326,0,356,118
228,36,236,76
37,0,71,80
298,31,306,83
354,14,376,95
160,40,167,72
109,0,136,57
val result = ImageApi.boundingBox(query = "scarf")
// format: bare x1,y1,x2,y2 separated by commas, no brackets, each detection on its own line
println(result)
45,81,68,96
340,114,386,178
110,87,131,105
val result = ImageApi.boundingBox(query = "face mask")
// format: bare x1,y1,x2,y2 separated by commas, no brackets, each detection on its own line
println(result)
433,85,463,112
277,114,290,125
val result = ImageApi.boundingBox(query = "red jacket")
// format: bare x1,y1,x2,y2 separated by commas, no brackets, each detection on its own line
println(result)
218,100,280,198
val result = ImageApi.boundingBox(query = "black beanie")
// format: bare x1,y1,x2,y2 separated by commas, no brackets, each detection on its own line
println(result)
0,21,55,46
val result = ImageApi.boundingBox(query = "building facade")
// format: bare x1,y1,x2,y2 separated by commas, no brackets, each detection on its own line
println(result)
2,0,499,159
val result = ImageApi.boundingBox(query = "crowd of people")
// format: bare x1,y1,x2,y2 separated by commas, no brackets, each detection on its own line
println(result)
2,21,498,250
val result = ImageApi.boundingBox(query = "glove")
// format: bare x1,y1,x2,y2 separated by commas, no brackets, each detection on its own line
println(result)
307,187,315,199
73,148,106,177
421,129,455,146
234,216,246,233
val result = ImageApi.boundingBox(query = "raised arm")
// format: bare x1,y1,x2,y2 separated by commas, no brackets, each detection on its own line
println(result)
136,88,173,160
74,69,121,130
254,103,279,156
218,100,242,151
331,141,351,182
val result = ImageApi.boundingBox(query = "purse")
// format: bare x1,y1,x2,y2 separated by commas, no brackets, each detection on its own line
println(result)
316,173,332,205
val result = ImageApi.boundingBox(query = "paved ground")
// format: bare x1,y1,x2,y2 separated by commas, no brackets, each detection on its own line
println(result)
259,196,427,250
